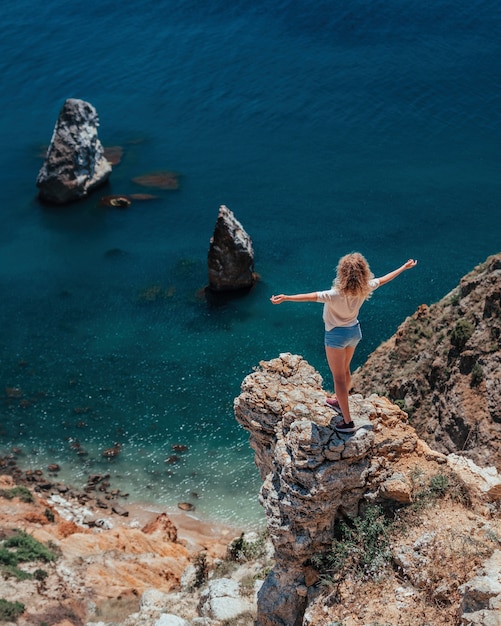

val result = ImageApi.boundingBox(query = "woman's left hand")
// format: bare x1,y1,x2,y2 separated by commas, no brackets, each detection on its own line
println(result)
270,294,285,304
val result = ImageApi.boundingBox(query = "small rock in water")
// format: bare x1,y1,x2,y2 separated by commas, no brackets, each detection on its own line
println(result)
207,204,256,292
102,443,121,459
104,248,128,259
100,194,132,208
36,98,112,204
177,502,195,511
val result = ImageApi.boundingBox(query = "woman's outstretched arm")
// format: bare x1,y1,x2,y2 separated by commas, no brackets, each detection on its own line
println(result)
377,259,417,286
270,292,318,304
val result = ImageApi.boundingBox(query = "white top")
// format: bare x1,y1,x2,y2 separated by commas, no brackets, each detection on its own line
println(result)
316,278,380,330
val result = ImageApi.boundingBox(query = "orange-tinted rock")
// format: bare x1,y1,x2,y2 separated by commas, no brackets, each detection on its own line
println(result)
141,512,178,542
23,511,50,525
57,520,81,538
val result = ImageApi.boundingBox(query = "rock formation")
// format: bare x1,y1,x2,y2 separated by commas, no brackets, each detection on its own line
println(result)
234,352,501,626
459,550,501,624
207,205,256,292
352,252,501,470
36,98,112,204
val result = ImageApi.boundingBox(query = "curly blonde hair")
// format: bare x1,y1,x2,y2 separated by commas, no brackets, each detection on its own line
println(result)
333,252,374,299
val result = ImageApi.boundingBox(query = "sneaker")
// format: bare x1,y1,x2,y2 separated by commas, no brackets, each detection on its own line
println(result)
325,397,340,409
334,421,357,433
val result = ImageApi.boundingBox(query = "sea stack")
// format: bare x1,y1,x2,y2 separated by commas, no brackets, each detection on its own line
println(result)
36,98,112,205
207,205,256,292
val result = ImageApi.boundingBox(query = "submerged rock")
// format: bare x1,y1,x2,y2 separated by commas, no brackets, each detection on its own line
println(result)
207,205,256,292
103,145,124,165
36,98,112,204
132,171,180,190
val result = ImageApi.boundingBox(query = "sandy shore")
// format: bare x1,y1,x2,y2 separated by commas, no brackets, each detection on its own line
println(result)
123,499,251,554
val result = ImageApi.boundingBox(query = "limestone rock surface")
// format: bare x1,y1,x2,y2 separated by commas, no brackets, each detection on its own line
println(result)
37,98,112,204
459,550,501,625
234,352,501,625
207,205,255,292
197,578,254,621
235,354,423,624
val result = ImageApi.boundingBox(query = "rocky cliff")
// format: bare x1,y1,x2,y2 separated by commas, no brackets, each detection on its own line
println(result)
352,252,501,470
234,352,501,626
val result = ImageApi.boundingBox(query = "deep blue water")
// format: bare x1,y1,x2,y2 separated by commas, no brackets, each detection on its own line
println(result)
0,0,500,526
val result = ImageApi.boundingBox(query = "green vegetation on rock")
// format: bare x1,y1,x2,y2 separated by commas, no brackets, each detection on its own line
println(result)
0,529,57,581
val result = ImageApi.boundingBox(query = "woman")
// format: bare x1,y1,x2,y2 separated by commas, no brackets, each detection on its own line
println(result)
270,254,417,433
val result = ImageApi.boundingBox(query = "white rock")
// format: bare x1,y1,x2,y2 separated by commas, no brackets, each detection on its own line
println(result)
94,518,113,530
140,588,170,612
154,615,188,626
448,454,501,500
198,578,254,621
48,494,96,526
459,550,501,625
180,564,197,591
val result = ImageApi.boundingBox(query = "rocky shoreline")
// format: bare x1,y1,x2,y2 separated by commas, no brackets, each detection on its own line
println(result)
0,452,263,626
1,454,130,523
0,451,243,550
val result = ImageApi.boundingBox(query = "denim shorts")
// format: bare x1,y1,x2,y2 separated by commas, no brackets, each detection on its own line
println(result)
324,323,362,349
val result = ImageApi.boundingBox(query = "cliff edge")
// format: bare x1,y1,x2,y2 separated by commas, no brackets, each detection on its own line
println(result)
235,352,501,626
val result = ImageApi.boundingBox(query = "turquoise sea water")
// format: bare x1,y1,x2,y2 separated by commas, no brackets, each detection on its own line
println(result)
0,0,500,526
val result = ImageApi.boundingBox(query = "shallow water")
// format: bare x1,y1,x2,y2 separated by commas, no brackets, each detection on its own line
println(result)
0,0,500,525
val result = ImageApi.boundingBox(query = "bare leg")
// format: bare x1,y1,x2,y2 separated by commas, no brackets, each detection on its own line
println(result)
325,345,357,424
343,344,357,394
